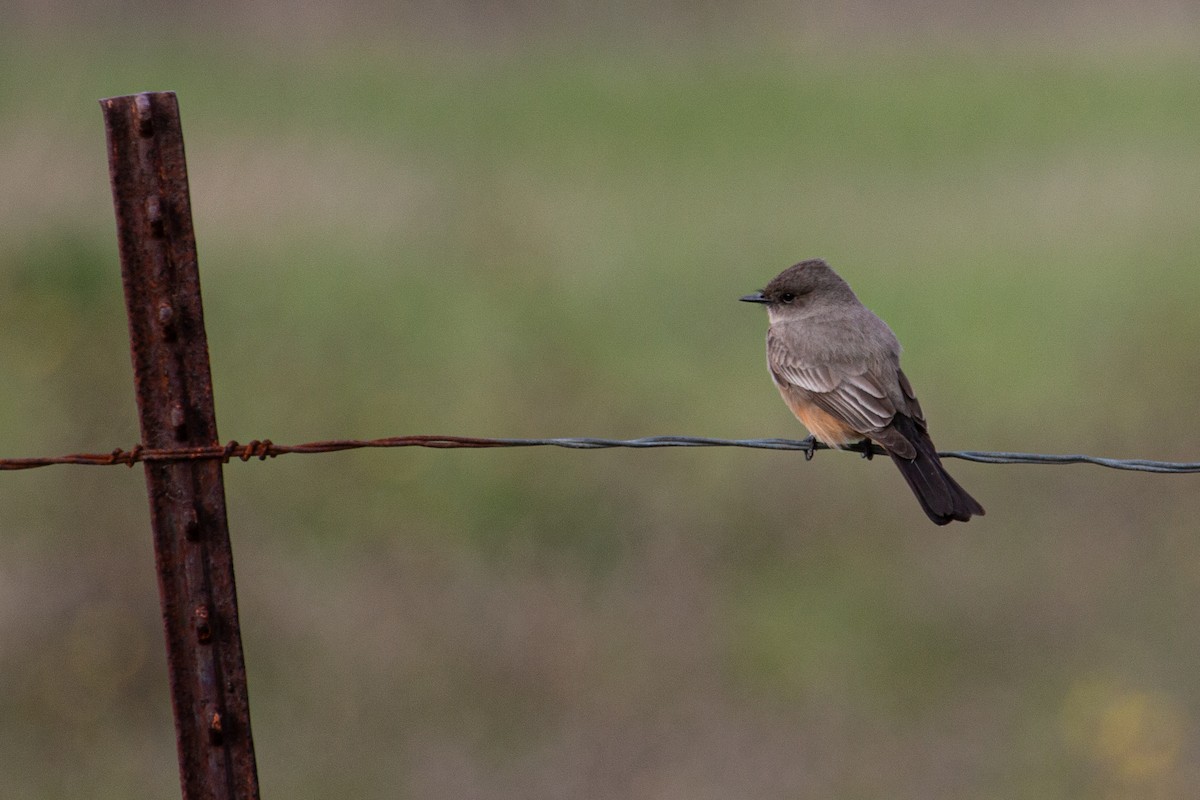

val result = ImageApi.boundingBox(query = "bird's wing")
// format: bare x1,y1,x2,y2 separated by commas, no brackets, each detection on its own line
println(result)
896,368,926,425
767,328,918,458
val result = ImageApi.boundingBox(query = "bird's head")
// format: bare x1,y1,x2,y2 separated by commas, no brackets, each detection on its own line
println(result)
740,259,856,322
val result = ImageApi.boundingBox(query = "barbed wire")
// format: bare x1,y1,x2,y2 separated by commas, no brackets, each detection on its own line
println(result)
1,435,1197,473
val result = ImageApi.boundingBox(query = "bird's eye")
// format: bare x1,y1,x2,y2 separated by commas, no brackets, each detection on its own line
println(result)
779,292,796,303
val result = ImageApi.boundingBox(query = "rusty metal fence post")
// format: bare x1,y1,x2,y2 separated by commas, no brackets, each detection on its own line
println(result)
101,92,260,799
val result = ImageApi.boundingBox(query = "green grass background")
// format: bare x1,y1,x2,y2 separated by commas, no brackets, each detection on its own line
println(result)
3,6,1200,797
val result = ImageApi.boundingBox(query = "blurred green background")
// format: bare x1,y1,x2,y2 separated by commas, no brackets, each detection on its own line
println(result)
3,2,1200,797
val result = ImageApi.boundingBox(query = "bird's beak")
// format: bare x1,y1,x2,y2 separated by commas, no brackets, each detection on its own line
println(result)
740,292,769,304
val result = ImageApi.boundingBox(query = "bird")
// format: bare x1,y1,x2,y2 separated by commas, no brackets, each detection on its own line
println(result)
741,259,984,525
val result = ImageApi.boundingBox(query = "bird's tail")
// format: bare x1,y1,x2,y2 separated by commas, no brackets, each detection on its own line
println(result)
886,415,984,525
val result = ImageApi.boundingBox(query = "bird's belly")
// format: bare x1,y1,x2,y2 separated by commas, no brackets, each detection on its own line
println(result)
778,388,862,448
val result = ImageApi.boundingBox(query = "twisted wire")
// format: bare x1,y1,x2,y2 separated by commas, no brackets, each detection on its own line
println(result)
1,435,1197,473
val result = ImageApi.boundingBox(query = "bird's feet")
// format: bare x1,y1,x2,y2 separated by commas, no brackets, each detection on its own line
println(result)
859,439,875,460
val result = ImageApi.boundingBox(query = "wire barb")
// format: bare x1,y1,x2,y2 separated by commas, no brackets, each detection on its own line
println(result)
0,435,1197,473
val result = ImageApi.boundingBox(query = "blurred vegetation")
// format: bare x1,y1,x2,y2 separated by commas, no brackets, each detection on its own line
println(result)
2,5,1200,798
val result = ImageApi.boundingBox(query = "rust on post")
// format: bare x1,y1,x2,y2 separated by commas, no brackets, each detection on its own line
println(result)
101,91,260,800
